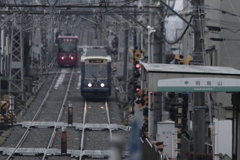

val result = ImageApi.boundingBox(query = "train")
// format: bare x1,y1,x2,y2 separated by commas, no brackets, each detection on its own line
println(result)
56,35,79,67
80,48,112,100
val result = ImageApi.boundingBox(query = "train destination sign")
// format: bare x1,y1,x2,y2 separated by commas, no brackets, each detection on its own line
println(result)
157,77,240,92
89,59,103,63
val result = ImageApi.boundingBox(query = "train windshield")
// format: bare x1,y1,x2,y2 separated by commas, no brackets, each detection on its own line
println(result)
85,64,107,79
58,38,77,53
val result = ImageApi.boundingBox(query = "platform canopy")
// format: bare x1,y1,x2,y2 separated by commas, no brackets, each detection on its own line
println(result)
141,63,240,92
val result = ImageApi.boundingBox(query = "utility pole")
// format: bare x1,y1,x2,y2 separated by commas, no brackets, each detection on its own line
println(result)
191,0,206,159
124,29,129,103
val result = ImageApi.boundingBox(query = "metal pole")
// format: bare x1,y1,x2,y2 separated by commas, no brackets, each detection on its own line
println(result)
0,26,4,104
61,126,67,154
147,28,156,63
31,27,33,69
191,0,205,159
68,103,73,125
51,11,53,56
124,29,129,103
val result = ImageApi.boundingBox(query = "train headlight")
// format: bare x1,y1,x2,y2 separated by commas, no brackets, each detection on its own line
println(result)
100,83,105,87
88,83,92,87
69,55,74,60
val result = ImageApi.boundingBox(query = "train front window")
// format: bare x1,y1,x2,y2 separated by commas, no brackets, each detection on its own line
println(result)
85,64,107,79
58,38,77,53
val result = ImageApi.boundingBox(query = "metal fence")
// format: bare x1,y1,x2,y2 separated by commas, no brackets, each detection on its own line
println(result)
181,134,190,160
141,138,164,160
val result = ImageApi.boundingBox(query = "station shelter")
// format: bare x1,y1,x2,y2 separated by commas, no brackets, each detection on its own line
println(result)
141,63,240,160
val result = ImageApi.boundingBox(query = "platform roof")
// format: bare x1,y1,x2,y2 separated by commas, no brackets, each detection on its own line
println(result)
142,63,240,75
141,63,240,92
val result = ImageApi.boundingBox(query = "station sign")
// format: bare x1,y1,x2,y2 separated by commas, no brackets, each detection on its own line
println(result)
158,77,240,92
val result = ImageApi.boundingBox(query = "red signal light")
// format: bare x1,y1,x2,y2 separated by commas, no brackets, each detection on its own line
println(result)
136,63,141,69
136,87,141,92
134,61,141,69
135,85,141,92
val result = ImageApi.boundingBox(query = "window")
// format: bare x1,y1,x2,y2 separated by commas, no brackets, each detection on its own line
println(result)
58,38,77,53
85,64,107,79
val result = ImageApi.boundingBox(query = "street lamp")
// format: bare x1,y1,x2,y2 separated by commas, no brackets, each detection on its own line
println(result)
147,26,156,63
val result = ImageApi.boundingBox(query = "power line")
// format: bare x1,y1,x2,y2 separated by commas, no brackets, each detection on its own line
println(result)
205,5,240,18
227,0,240,22
212,0,233,67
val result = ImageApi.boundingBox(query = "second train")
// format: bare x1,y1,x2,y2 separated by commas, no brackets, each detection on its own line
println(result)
80,48,112,100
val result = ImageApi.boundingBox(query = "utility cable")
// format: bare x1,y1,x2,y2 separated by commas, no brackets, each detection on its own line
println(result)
228,0,240,22
212,0,233,67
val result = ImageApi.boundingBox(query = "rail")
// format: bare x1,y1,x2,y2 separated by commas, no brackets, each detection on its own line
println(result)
79,100,112,160
6,69,61,160
42,67,75,160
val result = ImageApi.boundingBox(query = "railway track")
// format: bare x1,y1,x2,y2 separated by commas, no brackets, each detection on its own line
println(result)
79,101,112,159
0,11,128,159
0,64,129,160
1,67,75,160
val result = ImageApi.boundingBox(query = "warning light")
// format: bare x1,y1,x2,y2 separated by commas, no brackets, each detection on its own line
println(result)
135,85,141,92
135,61,141,69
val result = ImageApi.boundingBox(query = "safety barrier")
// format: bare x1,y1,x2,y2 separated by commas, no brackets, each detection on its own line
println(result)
141,138,165,160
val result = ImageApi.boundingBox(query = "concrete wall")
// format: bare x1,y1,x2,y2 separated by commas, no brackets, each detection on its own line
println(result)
205,0,240,119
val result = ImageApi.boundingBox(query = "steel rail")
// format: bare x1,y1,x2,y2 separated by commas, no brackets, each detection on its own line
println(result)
79,101,88,160
6,69,61,160
42,67,75,160
105,101,112,139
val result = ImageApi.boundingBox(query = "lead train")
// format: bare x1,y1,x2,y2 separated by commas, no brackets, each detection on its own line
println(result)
80,49,112,100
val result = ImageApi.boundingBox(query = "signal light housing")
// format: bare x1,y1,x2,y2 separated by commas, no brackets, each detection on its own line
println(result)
134,61,141,69
134,85,141,92
134,71,140,79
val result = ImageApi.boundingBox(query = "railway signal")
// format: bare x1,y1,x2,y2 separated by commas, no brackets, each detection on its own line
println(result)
134,60,141,79
171,54,192,65
134,51,141,61
134,84,141,93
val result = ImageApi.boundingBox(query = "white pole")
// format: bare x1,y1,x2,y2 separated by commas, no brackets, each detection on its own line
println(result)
147,27,156,63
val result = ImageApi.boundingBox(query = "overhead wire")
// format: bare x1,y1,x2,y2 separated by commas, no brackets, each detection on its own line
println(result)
205,18,240,29
211,0,232,67
227,0,240,21
205,5,240,18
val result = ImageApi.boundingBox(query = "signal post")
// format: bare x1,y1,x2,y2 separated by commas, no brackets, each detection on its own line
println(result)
130,47,144,115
